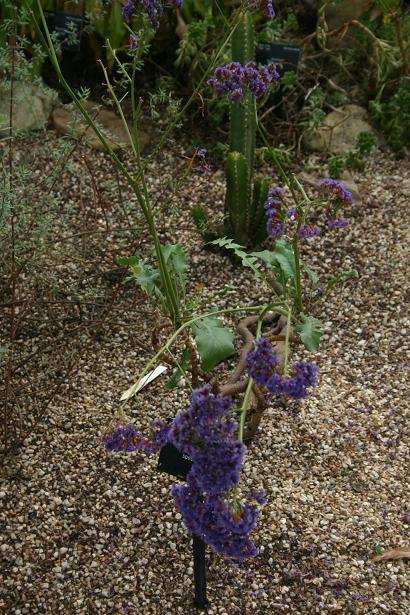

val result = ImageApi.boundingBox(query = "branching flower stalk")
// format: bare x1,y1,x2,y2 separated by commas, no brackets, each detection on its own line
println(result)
27,0,245,325
237,306,269,442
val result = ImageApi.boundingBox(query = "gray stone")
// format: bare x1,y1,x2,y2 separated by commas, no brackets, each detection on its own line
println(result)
52,100,150,152
0,81,58,134
304,104,377,155
325,0,372,30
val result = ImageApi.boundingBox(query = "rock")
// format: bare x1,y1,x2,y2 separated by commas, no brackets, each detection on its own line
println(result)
325,0,372,30
0,81,58,135
304,104,376,155
52,101,150,152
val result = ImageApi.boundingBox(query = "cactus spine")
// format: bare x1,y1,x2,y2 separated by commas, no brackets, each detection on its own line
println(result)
224,13,269,247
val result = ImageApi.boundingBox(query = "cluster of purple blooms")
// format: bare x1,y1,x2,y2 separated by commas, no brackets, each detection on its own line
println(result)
102,386,265,560
264,178,353,240
168,387,264,559
246,0,275,21
319,178,353,229
319,178,353,205
123,0,182,29
101,418,170,453
264,187,286,238
208,61,279,104
246,337,318,400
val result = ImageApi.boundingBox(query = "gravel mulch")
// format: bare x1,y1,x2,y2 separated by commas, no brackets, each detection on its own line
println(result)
1,132,409,614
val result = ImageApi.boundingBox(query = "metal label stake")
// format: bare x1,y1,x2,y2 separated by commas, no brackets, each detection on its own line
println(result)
158,442,208,608
193,534,207,609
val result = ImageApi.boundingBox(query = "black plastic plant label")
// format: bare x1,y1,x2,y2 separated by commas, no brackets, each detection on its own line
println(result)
157,442,193,480
256,42,300,75
44,11,83,51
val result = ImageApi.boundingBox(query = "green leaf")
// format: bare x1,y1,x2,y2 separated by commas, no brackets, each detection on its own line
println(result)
159,244,187,296
304,266,319,289
296,313,324,352
250,249,277,268
211,237,265,281
191,316,234,372
117,255,139,267
252,240,296,289
166,347,191,389
274,240,296,280
135,260,161,297
325,270,358,293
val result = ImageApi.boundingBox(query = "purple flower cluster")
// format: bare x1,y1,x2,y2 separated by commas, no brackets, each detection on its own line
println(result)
168,387,242,493
246,338,318,400
264,187,285,238
319,178,353,205
101,419,170,453
102,386,265,560
295,225,321,240
123,0,182,29
172,473,260,560
168,386,263,560
208,61,279,104
245,337,278,386
246,0,275,20
129,34,138,50
326,218,350,229
267,360,318,400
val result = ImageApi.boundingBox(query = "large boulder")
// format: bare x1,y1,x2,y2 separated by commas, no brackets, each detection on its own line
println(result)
52,101,151,152
325,0,372,29
304,104,377,154
0,81,58,134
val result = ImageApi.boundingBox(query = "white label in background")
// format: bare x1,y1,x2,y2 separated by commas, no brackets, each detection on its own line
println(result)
120,365,168,401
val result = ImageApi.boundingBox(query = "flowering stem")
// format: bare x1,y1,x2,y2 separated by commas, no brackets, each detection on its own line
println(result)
283,307,292,377
31,0,181,324
292,237,302,313
254,110,304,313
237,307,268,442
139,11,243,179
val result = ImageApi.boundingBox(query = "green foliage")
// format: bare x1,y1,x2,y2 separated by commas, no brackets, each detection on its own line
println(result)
119,243,188,314
224,152,251,245
281,70,298,89
165,347,190,389
328,131,377,177
257,12,299,44
211,237,268,283
252,240,296,291
296,314,324,352
191,316,234,372
369,79,410,150
325,270,358,293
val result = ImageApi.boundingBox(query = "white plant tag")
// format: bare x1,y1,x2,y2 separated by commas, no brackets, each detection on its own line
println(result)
120,365,168,401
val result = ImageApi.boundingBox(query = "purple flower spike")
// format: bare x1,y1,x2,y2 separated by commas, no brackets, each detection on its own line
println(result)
319,178,353,205
129,34,138,50
295,225,321,240
101,420,170,454
267,220,285,238
266,361,318,400
122,0,136,21
245,337,278,386
246,0,275,21
326,218,350,229
208,61,278,104
124,0,183,29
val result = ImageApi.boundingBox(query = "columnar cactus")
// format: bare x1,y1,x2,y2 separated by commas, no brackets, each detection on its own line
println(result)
224,13,269,247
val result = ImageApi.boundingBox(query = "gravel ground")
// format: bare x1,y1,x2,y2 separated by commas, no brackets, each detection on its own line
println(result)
1,132,409,614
